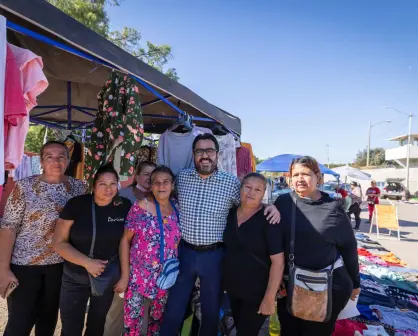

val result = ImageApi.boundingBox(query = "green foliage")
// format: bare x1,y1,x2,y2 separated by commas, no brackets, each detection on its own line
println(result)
47,0,179,80
254,155,264,165
354,147,399,167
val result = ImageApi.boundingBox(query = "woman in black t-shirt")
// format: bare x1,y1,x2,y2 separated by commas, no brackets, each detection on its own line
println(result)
53,164,131,336
274,156,360,336
223,173,285,336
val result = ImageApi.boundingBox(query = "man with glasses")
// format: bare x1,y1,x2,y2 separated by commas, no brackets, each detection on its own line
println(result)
160,133,280,336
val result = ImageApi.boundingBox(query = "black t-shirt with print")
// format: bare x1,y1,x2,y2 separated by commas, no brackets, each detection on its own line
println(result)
59,194,131,275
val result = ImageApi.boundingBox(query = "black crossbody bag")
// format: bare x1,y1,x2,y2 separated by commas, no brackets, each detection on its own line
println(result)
88,200,121,297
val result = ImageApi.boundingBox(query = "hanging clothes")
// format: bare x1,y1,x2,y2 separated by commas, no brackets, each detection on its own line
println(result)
64,138,82,178
157,129,197,176
137,145,157,165
236,145,251,180
4,45,26,141
5,44,48,170
241,142,256,172
30,156,41,175
75,144,85,180
215,134,237,176
12,154,33,181
84,72,144,188
0,16,6,186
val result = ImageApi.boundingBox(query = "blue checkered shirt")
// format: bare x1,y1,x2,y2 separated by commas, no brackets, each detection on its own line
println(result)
176,168,241,246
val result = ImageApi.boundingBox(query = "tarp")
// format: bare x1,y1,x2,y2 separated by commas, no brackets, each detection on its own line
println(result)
0,0,241,134
332,165,372,180
256,154,340,177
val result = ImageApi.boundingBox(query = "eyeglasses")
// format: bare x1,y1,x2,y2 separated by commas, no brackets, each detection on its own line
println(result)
194,148,217,156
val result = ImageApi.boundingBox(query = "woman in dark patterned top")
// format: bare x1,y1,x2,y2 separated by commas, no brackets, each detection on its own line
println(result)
0,141,86,336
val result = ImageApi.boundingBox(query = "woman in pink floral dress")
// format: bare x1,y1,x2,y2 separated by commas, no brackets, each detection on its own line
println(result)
119,166,181,335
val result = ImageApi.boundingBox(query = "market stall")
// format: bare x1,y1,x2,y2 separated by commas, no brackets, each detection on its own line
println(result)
0,0,257,201
333,232,418,336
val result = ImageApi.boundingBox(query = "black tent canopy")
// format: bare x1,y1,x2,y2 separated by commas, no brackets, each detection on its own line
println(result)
0,0,241,135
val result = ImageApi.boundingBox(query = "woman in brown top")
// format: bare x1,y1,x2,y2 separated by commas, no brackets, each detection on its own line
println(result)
0,141,86,336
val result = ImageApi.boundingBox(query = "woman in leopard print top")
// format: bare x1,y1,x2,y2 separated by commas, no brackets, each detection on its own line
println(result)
0,141,86,336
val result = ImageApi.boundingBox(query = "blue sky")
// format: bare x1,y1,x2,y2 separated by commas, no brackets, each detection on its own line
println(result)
107,0,418,164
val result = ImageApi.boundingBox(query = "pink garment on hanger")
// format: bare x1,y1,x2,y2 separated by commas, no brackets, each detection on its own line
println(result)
5,44,48,169
4,45,27,140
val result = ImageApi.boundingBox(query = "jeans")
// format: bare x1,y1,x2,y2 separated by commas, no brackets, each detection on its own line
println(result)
59,268,114,336
4,263,63,336
160,243,224,336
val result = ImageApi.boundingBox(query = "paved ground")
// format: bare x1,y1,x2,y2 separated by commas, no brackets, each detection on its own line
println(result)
358,200,418,269
1,200,417,335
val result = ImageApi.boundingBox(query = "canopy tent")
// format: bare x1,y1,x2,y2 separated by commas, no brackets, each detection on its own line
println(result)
332,165,372,181
0,0,241,135
256,154,340,177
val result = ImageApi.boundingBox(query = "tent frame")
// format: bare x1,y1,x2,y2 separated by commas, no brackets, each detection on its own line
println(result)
7,20,235,136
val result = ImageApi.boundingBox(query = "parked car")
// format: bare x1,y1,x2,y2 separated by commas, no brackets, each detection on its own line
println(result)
381,178,410,200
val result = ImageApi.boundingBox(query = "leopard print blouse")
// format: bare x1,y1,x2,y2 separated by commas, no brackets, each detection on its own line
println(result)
0,175,86,265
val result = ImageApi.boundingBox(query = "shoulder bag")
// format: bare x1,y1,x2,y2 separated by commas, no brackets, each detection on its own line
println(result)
88,199,121,297
155,199,180,290
286,193,335,322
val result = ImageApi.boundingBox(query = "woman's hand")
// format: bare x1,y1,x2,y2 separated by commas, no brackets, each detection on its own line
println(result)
84,258,107,277
351,288,361,301
0,268,18,299
264,205,281,224
114,276,129,294
258,296,276,316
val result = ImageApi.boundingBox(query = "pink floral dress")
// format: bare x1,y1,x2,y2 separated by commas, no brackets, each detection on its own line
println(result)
124,200,181,336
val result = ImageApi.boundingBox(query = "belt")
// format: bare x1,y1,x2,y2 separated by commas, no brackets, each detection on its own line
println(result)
321,257,344,271
181,240,224,251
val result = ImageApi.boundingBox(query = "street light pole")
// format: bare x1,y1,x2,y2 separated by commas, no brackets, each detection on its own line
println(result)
406,113,413,190
367,121,372,167
367,120,391,167
326,144,330,168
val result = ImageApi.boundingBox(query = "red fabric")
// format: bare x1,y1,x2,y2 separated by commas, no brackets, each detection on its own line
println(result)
333,320,367,336
366,187,380,204
337,188,348,199
4,45,27,139
368,204,375,221
357,248,373,257
236,146,251,180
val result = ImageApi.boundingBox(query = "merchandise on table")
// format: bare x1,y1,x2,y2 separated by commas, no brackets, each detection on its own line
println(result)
333,232,418,336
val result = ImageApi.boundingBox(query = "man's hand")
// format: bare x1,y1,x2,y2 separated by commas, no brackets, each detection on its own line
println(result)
264,204,281,224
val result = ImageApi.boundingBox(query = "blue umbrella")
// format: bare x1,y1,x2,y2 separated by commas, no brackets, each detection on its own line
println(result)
256,154,339,177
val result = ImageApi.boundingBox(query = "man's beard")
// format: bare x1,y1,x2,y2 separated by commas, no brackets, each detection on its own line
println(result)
195,158,217,175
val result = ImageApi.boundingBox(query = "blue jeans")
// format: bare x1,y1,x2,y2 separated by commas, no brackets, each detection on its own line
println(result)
160,243,224,336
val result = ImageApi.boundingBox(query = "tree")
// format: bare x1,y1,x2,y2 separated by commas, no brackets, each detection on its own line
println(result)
47,0,179,80
354,147,398,167
254,155,264,165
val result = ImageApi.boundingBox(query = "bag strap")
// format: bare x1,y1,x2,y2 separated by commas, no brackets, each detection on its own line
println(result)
155,199,179,264
234,207,269,269
289,192,297,269
89,198,97,258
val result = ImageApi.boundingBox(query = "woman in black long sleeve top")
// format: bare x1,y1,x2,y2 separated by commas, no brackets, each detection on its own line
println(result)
274,156,360,336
